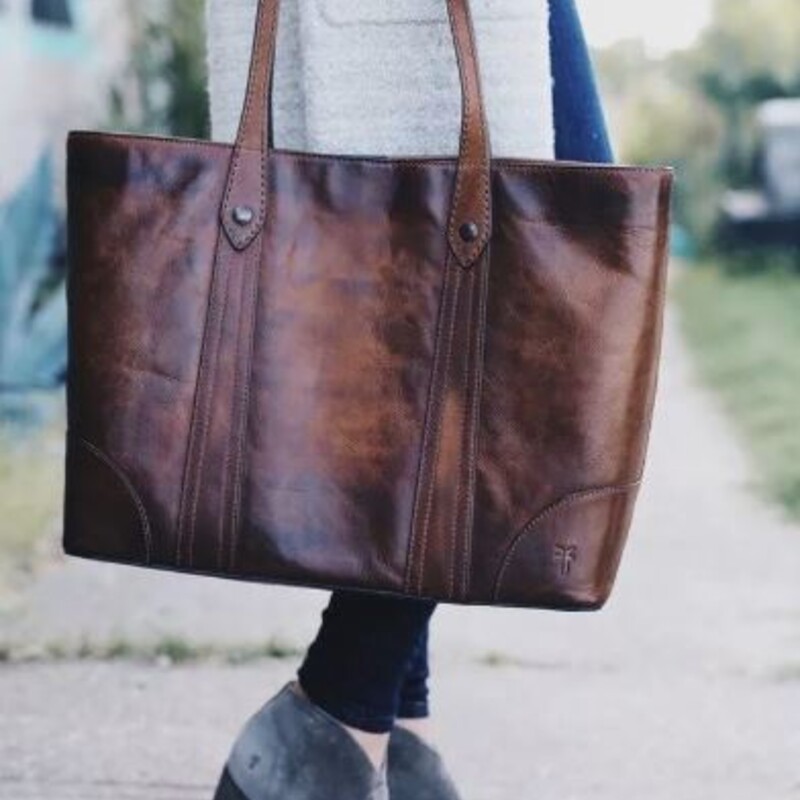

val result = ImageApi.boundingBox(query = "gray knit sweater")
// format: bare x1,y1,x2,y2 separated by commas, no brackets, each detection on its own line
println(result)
205,0,554,159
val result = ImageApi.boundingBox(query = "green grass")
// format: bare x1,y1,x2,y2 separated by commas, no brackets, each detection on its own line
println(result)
0,634,303,665
0,420,64,595
673,260,800,519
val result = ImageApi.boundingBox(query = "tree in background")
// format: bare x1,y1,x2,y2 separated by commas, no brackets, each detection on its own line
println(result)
594,0,800,251
111,0,209,139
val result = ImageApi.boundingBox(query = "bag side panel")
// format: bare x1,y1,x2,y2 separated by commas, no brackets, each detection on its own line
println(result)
470,166,672,603
63,135,230,565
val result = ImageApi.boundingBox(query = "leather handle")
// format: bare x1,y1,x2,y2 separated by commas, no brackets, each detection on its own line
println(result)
220,0,493,268
220,0,281,252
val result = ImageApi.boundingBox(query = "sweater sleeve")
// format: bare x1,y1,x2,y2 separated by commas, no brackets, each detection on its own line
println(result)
205,0,555,159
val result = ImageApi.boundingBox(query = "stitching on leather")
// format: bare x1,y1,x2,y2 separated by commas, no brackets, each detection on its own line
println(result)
216,249,253,570
447,265,473,599
76,437,152,563
403,231,454,591
492,480,641,601
220,0,277,250
511,218,661,233
412,258,461,594
460,245,490,598
224,0,268,247
404,248,458,594
224,245,259,569
444,0,491,268
228,234,264,571
456,274,476,598
415,262,464,596
186,259,232,565
224,248,251,570
470,8,492,266
445,0,471,257
174,227,227,567
496,163,670,175
404,251,452,592
459,0,491,265
186,254,233,567
68,132,672,176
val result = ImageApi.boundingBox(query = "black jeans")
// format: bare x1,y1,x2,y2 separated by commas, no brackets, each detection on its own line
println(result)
297,0,614,735
298,591,436,733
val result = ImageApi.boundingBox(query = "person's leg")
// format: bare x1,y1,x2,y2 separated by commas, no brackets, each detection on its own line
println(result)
215,590,436,798
297,590,436,765
393,624,434,740
549,0,615,164
397,625,431,720
386,622,463,800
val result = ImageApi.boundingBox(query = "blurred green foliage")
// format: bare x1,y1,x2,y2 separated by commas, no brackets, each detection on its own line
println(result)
602,2,800,520
675,259,800,519
110,0,209,138
0,422,64,595
595,0,800,251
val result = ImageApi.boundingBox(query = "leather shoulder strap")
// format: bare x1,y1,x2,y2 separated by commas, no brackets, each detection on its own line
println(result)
220,0,493,269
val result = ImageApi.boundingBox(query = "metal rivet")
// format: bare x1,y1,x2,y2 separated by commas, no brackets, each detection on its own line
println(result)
232,205,254,226
459,221,480,243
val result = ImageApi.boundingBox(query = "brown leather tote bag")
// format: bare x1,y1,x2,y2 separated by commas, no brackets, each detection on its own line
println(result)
63,0,673,609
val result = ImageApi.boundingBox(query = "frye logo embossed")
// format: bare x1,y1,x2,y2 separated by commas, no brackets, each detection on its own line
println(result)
554,544,578,576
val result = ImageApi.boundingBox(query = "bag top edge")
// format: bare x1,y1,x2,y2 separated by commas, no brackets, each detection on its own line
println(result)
66,129,674,178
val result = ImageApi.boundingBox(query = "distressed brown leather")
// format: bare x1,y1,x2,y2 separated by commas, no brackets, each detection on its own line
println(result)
62,0,673,609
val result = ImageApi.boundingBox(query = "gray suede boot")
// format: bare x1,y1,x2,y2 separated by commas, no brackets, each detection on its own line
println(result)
387,726,463,800
213,683,388,800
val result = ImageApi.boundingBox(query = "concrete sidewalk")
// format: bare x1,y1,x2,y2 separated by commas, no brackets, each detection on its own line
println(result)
2,306,799,800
